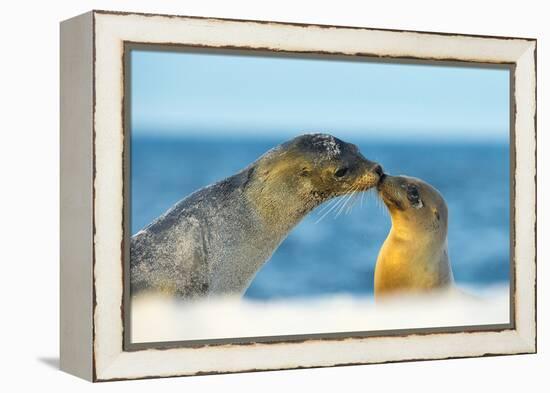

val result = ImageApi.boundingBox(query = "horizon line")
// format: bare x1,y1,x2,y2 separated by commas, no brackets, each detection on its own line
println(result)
130,128,510,143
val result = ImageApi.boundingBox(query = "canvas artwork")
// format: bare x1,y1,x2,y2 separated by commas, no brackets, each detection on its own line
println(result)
126,46,512,346
60,11,536,380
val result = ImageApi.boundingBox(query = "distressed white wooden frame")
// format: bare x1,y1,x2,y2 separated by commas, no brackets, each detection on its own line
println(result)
60,10,536,382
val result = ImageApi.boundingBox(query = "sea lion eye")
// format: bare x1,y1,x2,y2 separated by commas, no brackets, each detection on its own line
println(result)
334,167,349,178
406,184,423,208
407,186,419,199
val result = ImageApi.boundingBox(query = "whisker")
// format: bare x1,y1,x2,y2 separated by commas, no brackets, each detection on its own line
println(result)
346,188,362,214
315,193,349,224
374,192,388,216
330,191,352,212
316,196,340,215
316,185,354,215
346,193,357,214
317,189,347,214
346,194,359,214
336,186,359,218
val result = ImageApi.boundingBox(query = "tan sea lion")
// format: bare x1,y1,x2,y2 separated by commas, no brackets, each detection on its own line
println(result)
131,133,384,298
374,174,454,298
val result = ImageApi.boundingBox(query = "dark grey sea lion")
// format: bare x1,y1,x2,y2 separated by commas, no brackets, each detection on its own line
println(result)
131,133,384,298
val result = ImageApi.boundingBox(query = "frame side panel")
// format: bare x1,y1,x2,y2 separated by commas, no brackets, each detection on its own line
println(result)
60,11,94,381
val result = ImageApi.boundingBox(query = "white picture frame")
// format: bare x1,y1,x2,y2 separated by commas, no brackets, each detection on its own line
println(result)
60,10,536,381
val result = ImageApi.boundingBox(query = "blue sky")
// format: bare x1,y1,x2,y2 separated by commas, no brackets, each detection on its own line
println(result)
131,49,510,142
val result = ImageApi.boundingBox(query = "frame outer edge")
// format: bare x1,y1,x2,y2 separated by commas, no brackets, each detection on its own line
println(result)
91,10,538,380
513,41,537,353
59,11,95,381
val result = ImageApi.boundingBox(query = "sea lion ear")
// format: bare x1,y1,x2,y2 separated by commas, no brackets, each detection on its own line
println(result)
433,208,440,220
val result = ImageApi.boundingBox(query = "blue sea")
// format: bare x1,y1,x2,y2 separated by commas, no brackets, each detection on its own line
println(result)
131,136,510,300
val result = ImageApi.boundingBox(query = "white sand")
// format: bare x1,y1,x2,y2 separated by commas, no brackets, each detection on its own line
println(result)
131,285,509,343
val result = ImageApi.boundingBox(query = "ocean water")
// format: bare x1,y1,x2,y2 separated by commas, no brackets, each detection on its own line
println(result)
131,135,510,300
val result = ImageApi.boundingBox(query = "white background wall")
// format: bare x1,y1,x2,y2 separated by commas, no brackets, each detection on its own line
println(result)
0,0,546,391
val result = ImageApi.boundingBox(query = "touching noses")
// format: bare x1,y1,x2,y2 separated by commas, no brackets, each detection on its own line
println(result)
372,164,384,178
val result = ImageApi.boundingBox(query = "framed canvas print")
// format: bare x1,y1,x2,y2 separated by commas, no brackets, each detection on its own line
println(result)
60,10,537,381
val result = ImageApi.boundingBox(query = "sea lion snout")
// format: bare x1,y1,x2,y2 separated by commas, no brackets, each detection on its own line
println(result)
329,156,384,195
377,175,445,214
377,174,405,209
355,161,384,191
